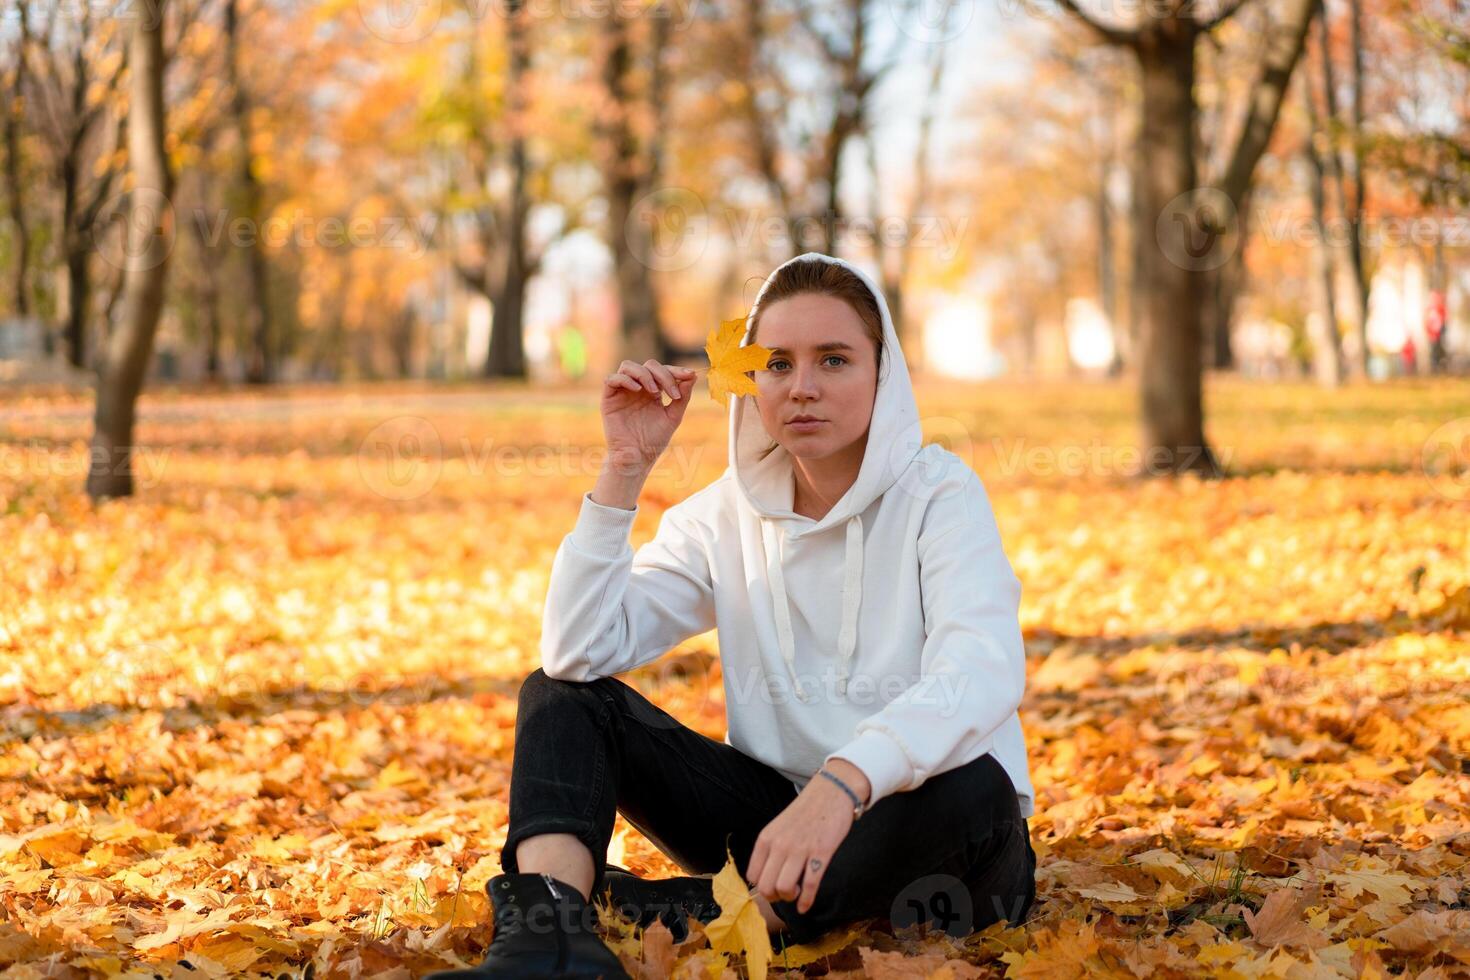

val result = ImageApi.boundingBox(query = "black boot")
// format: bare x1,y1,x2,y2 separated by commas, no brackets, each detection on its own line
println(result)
422,871,631,979
596,865,722,944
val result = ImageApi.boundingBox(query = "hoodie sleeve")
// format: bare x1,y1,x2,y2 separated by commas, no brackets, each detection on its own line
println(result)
822,511,1026,809
540,490,717,682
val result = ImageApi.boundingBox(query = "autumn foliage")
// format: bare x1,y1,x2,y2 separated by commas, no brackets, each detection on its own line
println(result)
1,376,1468,977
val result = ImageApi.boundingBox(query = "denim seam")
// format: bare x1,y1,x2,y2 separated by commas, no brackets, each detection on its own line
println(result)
580,690,614,827
637,716,748,802
602,674,768,805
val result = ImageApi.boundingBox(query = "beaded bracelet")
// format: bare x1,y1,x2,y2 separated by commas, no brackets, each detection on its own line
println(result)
817,767,866,820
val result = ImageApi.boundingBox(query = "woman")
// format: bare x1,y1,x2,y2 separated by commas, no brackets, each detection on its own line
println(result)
427,252,1036,980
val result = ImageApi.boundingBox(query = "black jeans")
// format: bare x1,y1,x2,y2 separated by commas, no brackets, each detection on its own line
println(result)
500,668,1037,946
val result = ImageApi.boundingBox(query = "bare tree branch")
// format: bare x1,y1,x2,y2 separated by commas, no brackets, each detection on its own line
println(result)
1216,0,1317,200
1042,0,1142,48
1199,0,1254,33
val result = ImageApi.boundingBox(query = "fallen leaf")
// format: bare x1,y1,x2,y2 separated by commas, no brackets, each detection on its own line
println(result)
1243,888,1330,950
703,847,771,980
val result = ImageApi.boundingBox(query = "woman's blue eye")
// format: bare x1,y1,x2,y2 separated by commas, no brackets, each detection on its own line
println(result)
767,356,846,370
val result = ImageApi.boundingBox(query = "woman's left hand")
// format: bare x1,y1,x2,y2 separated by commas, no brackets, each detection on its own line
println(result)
746,763,869,914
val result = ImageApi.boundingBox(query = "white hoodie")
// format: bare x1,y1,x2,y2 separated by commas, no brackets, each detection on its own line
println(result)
540,252,1035,819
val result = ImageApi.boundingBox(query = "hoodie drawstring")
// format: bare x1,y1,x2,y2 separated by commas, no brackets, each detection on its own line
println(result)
761,514,864,703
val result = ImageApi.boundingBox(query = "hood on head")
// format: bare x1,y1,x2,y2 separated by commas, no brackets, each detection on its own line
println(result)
726,251,924,701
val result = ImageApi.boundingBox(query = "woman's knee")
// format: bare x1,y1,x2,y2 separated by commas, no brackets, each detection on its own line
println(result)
518,666,617,706
915,754,1023,837
958,818,1034,930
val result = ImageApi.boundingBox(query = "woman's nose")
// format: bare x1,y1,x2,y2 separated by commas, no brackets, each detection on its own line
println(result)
789,365,820,396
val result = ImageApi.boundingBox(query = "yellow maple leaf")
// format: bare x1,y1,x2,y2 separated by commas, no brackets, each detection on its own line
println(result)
771,922,865,970
704,314,772,406
1242,888,1330,950
703,846,771,980
1327,865,1417,908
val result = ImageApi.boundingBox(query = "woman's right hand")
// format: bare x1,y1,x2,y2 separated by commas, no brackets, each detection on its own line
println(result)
601,359,698,471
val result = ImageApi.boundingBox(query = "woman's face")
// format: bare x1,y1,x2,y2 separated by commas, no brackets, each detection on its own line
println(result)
751,292,879,464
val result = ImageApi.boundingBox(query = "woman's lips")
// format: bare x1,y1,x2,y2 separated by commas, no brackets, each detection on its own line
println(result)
787,419,826,431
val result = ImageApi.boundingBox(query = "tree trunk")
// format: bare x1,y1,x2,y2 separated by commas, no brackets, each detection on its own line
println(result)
227,0,273,385
1211,193,1246,370
485,0,531,378
204,275,222,381
87,0,172,500
63,228,90,368
1202,208,1248,372
1122,104,1147,378
1099,147,1117,372
1199,0,1317,381
60,108,96,370
179,190,229,383
1315,1,1367,377
33,3,129,368
487,267,528,377
1203,262,1234,369
1302,70,1345,386
4,3,32,324
189,208,225,382
600,5,664,366
1058,0,1312,461
1344,0,1370,374
391,307,415,376
314,314,346,380
1135,24,1220,477
60,51,90,369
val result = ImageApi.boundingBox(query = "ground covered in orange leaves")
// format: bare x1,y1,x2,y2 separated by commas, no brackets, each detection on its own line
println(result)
1,376,1467,978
